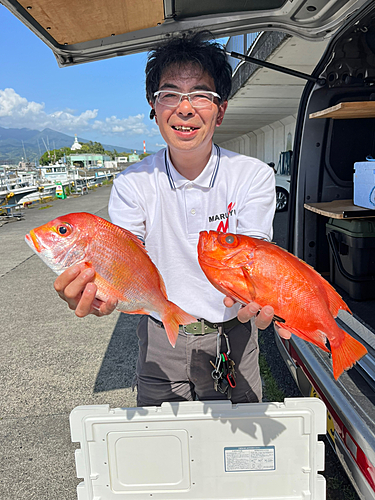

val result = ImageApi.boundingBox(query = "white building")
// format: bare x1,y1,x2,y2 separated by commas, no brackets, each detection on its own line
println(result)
71,134,82,151
116,157,128,163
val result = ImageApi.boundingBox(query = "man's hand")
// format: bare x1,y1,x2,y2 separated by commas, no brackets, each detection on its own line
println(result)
54,263,118,318
224,296,291,339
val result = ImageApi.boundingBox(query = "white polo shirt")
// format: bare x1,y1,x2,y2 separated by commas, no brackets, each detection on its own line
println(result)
108,144,275,323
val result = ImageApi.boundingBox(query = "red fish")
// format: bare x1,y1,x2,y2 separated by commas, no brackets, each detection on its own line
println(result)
25,212,196,346
198,230,367,379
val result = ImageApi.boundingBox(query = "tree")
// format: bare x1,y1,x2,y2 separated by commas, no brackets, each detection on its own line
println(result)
39,148,72,165
107,148,118,161
78,140,106,154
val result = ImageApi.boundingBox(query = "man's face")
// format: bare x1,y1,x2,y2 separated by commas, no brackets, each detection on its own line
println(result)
152,63,227,156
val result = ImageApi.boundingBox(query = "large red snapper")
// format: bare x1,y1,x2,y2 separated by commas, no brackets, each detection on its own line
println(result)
25,212,196,346
198,230,367,380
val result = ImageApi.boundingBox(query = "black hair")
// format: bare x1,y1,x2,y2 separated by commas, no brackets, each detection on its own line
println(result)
145,31,232,105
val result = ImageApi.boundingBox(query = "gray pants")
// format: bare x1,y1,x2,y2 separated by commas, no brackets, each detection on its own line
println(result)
134,316,262,406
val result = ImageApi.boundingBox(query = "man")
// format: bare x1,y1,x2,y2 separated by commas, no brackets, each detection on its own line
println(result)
54,32,290,406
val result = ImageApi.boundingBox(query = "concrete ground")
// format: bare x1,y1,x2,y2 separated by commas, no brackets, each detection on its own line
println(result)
0,186,139,499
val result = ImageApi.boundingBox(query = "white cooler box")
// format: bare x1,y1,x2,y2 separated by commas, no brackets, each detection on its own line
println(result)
70,398,326,500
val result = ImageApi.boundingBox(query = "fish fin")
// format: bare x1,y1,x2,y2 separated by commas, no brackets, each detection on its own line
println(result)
223,287,251,305
216,266,256,304
161,302,197,348
156,268,168,299
277,322,330,352
116,224,148,253
213,270,256,305
292,256,352,317
118,306,149,315
241,266,257,298
320,279,352,317
330,328,368,380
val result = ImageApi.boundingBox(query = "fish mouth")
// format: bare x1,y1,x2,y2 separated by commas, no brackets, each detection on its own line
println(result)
198,230,213,257
198,231,227,269
25,230,43,253
198,230,245,269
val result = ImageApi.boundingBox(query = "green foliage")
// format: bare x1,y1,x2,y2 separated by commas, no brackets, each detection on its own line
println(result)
40,148,71,165
79,140,105,154
139,153,151,160
38,139,136,165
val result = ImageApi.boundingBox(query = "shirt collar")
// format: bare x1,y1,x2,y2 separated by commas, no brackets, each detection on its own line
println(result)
164,143,221,190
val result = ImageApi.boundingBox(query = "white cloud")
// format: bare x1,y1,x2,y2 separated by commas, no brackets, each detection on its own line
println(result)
0,88,98,131
155,143,167,148
92,115,160,138
0,88,160,140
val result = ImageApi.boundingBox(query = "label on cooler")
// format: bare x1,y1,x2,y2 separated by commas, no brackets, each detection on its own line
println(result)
224,445,275,472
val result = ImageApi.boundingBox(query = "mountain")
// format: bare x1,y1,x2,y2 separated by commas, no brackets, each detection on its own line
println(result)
0,127,137,164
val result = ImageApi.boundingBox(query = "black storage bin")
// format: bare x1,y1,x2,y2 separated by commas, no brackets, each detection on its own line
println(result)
326,218,375,300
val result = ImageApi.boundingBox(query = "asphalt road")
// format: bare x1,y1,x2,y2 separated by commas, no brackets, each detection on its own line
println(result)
0,188,358,499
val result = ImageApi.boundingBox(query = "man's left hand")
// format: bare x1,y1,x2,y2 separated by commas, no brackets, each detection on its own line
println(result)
223,297,291,339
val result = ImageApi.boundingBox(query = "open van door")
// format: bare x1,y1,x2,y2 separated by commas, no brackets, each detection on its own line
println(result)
2,0,369,66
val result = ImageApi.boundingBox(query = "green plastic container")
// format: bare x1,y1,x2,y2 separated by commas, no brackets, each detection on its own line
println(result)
326,218,375,300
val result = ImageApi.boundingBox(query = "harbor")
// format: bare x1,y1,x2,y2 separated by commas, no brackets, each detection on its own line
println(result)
0,162,121,210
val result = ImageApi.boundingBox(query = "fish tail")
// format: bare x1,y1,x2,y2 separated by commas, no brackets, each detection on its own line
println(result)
330,329,368,380
161,302,197,348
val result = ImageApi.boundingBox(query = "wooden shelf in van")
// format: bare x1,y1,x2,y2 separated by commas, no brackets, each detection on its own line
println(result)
304,199,375,219
309,101,375,119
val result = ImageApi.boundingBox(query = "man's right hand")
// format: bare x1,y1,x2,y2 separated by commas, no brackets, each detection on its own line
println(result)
54,263,118,318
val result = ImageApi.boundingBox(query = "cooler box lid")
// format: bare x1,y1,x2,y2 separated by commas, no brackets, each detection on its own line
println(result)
70,398,326,500
354,160,375,171
326,217,375,237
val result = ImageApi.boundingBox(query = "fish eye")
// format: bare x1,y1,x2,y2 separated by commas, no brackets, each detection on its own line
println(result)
56,223,72,236
219,233,238,247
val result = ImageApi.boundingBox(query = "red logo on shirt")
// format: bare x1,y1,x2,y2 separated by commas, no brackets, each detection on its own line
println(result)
209,202,235,233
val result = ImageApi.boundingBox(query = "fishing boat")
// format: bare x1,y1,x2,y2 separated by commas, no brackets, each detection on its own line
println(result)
17,183,57,205
0,167,38,207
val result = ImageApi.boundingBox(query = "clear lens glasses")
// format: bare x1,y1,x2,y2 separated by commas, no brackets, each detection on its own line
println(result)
154,90,221,109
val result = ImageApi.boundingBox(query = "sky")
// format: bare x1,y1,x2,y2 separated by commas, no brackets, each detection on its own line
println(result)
0,5,167,152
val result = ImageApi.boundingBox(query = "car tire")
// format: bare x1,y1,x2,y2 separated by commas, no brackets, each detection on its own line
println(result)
276,187,289,212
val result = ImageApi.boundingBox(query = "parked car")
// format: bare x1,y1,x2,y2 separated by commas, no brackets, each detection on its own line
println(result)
4,0,375,498
275,174,290,212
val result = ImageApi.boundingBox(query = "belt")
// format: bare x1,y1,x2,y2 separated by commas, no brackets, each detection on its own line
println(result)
149,316,240,335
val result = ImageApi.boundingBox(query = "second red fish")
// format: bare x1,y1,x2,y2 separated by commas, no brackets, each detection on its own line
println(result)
198,230,367,380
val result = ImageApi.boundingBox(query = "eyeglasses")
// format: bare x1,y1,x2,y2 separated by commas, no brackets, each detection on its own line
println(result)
153,90,221,109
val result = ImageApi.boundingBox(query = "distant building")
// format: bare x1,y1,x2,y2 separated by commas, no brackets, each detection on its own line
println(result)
128,151,140,163
116,156,128,164
68,153,111,169
71,134,82,151
104,160,118,169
